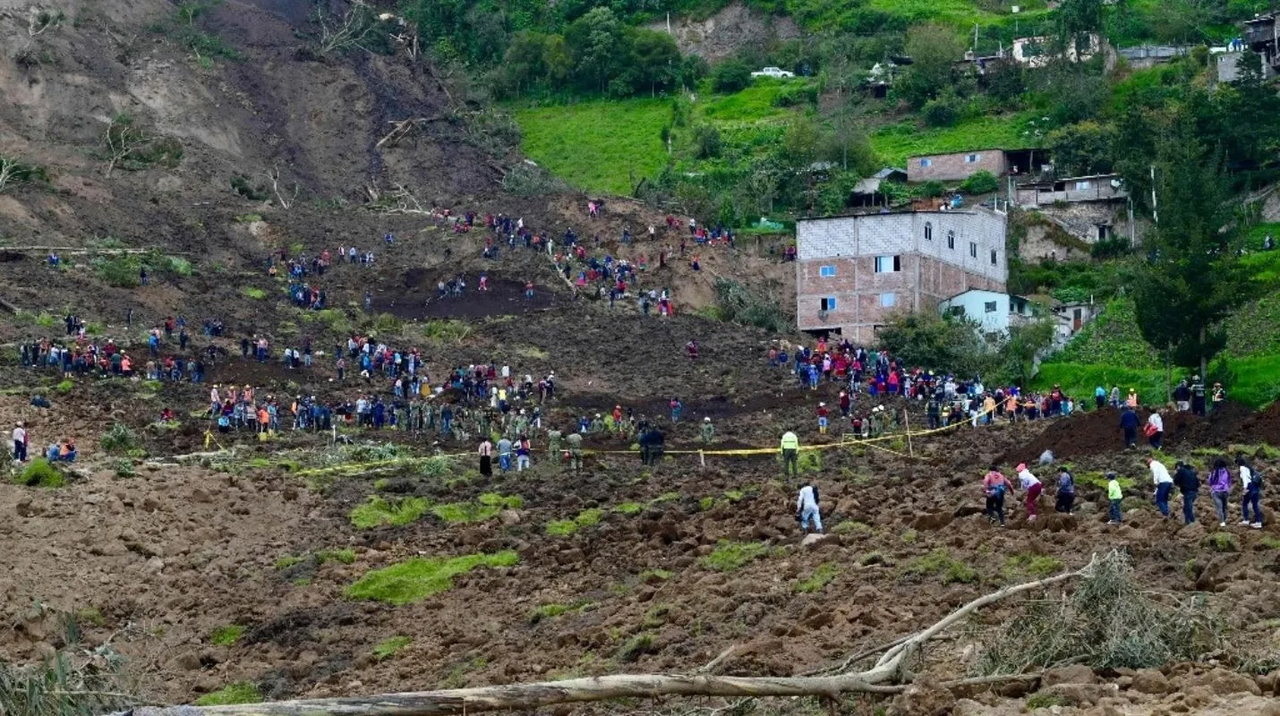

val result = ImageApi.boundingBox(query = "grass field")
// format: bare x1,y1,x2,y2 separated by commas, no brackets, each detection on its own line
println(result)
870,113,1042,167
864,0,1049,26
514,98,671,195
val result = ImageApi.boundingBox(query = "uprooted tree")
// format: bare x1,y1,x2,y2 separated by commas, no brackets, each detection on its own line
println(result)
0,155,49,194
106,551,1221,716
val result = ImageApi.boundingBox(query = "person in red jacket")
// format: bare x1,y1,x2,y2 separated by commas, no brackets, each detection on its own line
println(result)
839,390,851,418
817,402,829,435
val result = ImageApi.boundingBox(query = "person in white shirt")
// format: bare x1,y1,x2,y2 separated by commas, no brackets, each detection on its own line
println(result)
796,483,822,534
1016,463,1042,521
12,422,28,462
1237,455,1263,528
1147,411,1164,450
1149,457,1173,518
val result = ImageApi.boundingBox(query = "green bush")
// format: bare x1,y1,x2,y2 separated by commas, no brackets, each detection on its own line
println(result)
922,94,959,127
99,423,139,454
793,563,839,593
54,379,74,394
15,459,65,488
711,59,752,94
959,170,999,195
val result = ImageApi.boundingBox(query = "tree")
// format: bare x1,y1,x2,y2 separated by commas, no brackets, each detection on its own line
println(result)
565,7,626,94
1132,117,1252,381
1003,318,1056,387
628,29,679,96
877,312,992,378
1056,0,1103,55
899,23,963,108
710,58,752,94
1046,121,1117,176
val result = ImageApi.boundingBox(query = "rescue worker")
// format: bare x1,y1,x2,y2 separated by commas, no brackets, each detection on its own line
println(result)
780,430,799,477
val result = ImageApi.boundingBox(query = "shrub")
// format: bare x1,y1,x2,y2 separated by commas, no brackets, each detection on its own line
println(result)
691,124,722,159
616,633,655,662
701,541,769,572
710,58,752,93
922,94,960,127
346,551,520,605
54,379,74,394
959,170,1000,195
241,287,267,300
1203,533,1239,553
114,460,135,478
614,502,644,515
99,423,139,454
230,174,269,201
15,459,65,488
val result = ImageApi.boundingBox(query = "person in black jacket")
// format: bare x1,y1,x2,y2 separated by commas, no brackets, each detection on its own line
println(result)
1119,406,1139,449
1173,461,1200,525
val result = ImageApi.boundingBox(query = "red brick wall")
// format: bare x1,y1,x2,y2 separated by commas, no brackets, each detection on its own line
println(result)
907,151,1008,182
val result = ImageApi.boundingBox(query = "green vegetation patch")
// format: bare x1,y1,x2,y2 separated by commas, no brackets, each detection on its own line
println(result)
194,682,261,706
432,493,523,524
514,98,670,195
613,502,645,515
529,599,595,624
349,496,430,529
1003,554,1064,580
209,624,244,646
701,541,769,572
905,549,979,584
241,287,267,300
373,635,412,661
317,548,357,565
15,459,65,488
347,551,520,605
870,113,1040,167
793,563,839,593
546,508,605,536
1204,533,1239,553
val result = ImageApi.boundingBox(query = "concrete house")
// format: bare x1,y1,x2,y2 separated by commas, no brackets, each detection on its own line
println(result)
907,149,1007,183
795,209,1008,341
938,289,1033,335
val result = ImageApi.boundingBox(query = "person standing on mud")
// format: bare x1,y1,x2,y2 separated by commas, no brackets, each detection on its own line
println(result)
1054,467,1075,514
1146,410,1164,450
497,436,513,473
1190,376,1207,416
1107,473,1124,524
780,431,799,477
1149,457,1174,518
796,482,822,534
1208,458,1232,527
547,426,562,457
1173,461,1200,525
1016,463,1042,522
1119,406,1139,449
1237,455,1263,529
565,431,583,473
700,417,715,444
982,465,1010,527
478,438,493,478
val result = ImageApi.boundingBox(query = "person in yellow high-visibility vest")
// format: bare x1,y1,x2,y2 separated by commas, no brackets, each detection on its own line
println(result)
780,431,799,477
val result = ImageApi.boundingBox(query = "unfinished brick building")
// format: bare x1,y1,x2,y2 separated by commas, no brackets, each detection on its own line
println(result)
795,209,1008,342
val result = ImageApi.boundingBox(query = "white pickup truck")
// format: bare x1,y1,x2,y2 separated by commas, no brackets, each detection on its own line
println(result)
750,66,795,78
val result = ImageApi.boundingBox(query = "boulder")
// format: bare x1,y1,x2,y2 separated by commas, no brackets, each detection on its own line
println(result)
1043,682,1119,706
801,533,841,548
890,676,956,716
1185,667,1262,696
1043,664,1096,685
1131,668,1173,694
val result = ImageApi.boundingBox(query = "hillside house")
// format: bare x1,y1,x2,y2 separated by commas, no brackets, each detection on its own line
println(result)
937,289,1034,336
795,209,1008,341
1217,14,1280,82
1014,173,1128,206
1012,34,1101,68
849,167,907,208
907,150,1007,183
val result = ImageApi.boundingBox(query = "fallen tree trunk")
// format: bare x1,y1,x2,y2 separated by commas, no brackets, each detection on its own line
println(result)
121,556,1101,716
